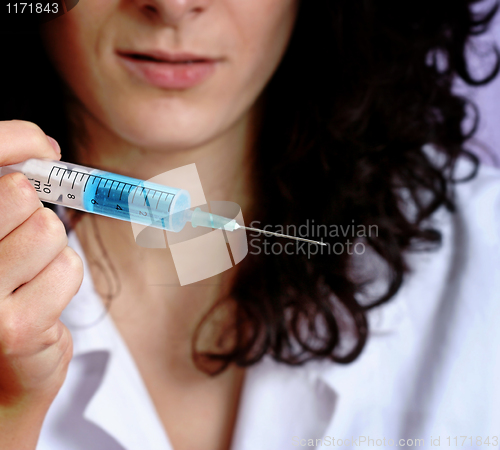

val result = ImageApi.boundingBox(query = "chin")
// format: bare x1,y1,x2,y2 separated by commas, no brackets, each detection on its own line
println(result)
113,116,216,151
102,99,217,150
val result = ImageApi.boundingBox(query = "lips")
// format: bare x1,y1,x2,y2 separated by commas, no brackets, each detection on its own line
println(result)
117,50,220,89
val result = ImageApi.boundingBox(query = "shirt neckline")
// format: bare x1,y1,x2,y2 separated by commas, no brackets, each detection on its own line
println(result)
62,230,411,450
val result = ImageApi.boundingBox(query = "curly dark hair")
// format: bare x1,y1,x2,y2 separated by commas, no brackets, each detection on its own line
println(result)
1,0,499,375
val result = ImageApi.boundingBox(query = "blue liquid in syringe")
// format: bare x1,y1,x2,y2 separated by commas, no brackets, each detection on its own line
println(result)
81,170,191,232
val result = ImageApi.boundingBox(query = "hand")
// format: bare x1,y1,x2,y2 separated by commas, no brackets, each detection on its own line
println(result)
0,120,83,449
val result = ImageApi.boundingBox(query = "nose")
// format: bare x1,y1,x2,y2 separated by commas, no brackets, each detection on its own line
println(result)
133,0,211,26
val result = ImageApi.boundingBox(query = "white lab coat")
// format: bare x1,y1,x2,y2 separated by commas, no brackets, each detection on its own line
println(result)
37,159,500,450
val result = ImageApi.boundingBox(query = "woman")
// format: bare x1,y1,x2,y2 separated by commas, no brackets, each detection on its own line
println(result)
1,0,499,449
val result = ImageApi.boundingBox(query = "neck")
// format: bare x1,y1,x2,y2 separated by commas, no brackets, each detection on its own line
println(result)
69,101,258,379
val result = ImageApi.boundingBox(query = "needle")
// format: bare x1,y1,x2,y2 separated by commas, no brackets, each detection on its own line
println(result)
234,224,327,246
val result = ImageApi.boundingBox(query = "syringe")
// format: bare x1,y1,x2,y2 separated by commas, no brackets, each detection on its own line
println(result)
0,159,326,246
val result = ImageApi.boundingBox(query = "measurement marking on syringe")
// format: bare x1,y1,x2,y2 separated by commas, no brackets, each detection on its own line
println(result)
149,190,173,208
131,185,139,203
47,166,55,184
107,180,115,197
95,178,102,195
83,174,91,192
71,172,80,189
143,189,150,206
54,167,62,181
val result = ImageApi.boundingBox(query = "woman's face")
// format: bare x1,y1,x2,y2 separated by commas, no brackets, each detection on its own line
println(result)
41,0,298,150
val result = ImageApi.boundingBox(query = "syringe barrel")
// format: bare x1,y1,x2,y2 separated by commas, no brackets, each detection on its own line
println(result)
0,158,191,232
83,170,191,232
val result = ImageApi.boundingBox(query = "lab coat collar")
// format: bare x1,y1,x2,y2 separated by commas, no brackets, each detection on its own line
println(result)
63,232,173,450
230,357,337,450
228,281,414,448
82,330,173,450
62,232,411,450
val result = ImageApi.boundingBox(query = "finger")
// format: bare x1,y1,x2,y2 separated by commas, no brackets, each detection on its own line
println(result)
0,120,61,166
0,172,44,241
0,208,68,297
8,246,83,331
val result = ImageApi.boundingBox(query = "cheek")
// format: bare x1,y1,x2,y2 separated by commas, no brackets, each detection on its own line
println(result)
236,0,298,55
41,1,115,107
228,0,298,98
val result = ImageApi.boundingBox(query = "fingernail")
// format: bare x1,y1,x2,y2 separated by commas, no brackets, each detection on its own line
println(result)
46,136,61,156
